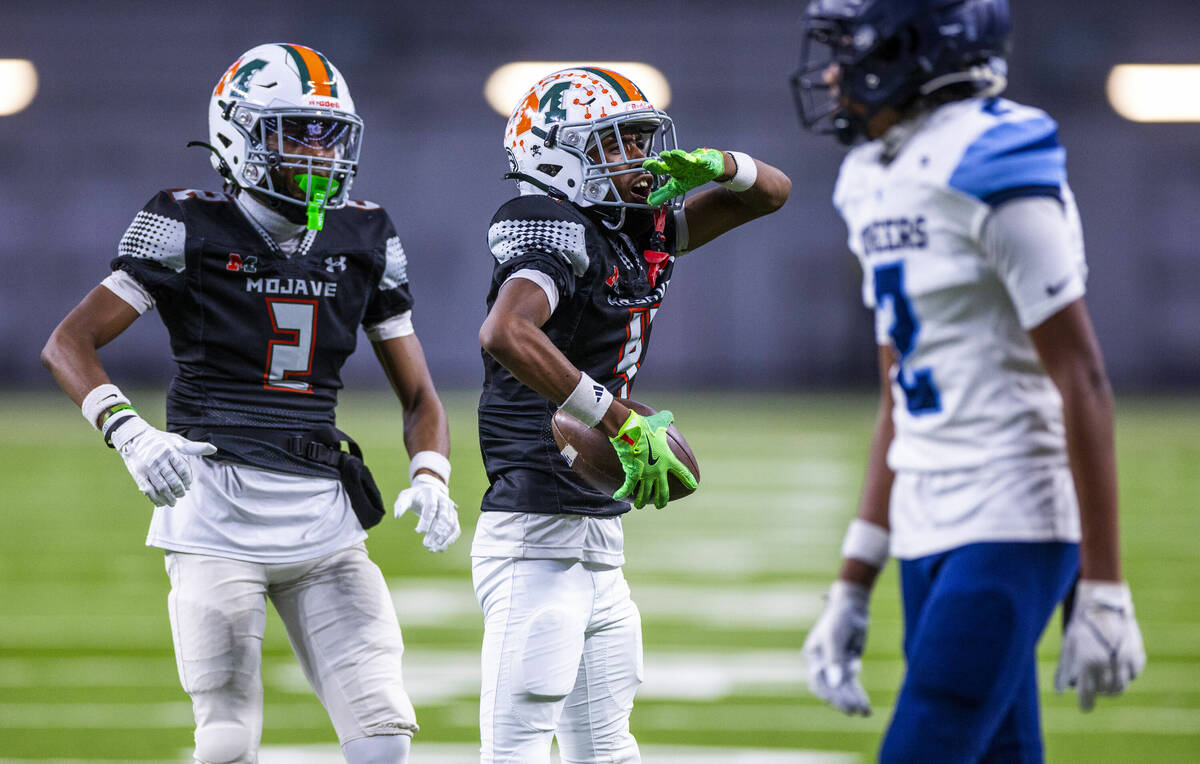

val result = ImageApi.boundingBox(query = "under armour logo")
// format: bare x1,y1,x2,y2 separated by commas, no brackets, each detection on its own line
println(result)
592,384,607,403
325,256,347,273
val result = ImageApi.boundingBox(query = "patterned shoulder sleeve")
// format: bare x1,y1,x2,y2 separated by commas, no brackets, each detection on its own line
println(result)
109,190,191,301
362,210,415,328
488,195,590,277
115,191,188,273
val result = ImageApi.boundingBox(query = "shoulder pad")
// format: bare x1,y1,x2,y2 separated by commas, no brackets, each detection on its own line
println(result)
117,190,189,272
949,101,1066,206
488,196,590,277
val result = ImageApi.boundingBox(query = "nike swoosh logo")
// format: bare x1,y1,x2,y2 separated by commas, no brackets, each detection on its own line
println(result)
1045,277,1072,297
646,441,660,466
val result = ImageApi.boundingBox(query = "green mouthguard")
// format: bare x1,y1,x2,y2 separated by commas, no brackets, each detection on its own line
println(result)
296,175,341,231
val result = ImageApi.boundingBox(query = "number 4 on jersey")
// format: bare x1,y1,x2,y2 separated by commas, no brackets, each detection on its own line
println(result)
874,262,941,414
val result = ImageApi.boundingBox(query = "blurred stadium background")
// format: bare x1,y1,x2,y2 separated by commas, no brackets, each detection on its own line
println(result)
1,1,1197,761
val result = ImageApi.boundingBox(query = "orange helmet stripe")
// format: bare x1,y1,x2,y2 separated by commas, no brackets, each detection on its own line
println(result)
283,44,335,97
584,67,646,103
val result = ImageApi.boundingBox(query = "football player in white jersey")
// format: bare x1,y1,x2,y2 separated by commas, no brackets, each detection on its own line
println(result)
41,44,458,763
793,1,1145,761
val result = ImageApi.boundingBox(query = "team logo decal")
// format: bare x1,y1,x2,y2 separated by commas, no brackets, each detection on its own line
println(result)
214,58,268,99
606,265,620,287
324,256,347,273
226,253,258,273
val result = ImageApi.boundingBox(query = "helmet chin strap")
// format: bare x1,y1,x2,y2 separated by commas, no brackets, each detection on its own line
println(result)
502,172,568,201
186,141,232,181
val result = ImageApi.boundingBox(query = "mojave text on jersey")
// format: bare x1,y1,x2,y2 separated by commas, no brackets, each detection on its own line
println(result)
245,277,339,297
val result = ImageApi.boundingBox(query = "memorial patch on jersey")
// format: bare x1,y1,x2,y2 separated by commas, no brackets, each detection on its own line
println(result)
489,217,588,277
118,210,187,273
949,109,1066,207
381,236,409,290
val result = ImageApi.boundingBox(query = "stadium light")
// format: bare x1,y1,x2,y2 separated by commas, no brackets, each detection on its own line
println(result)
484,62,671,117
0,59,37,116
1107,64,1200,122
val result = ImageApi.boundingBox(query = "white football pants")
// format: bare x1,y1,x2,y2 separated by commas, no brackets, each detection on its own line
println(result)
164,545,416,764
473,557,643,764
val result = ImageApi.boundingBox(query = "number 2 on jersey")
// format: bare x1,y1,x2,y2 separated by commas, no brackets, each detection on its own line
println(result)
873,262,941,414
264,298,318,393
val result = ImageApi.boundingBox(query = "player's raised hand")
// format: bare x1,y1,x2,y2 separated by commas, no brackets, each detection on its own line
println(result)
1055,580,1146,711
107,413,217,507
394,474,461,552
644,148,726,206
803,580,872,716
609,410,697,509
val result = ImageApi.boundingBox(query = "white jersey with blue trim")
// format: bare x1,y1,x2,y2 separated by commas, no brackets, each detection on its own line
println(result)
834,97,1087,475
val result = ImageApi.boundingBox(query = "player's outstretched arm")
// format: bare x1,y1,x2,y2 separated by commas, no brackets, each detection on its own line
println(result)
804,344,894,716
1028,299,1146,710
643,148,790,252
41,286,216,507
374,334,460,552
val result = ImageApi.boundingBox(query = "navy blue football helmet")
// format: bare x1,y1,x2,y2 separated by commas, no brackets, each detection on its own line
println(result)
793,0,1011,144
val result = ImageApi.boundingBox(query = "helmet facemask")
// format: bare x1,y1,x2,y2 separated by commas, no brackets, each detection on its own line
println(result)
793,18,918,145
552,113,678,210
233,106,362,228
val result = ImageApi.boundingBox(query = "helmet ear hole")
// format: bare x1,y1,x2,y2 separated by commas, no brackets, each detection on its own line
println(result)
537,164,563,177
217,134,232,149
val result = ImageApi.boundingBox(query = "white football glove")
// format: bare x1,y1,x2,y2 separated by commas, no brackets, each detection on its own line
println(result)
1055,579,1146,711
803,580,872,716
108,414,217,507
394,473,460,552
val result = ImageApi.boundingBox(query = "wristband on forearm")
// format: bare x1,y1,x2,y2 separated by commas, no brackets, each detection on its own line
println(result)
102,409,140,449
840,519,890,569
718,151,758,192
81,384,131,430
559,371,613,429
408,450,451,484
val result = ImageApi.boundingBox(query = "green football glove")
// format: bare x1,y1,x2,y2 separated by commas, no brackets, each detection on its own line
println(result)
609,410,698,509
643,148,725,206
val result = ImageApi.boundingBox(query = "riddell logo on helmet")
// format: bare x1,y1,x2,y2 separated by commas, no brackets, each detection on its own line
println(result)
304,97,340,108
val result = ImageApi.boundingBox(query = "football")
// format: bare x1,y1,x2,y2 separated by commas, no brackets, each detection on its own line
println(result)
551,398,700,502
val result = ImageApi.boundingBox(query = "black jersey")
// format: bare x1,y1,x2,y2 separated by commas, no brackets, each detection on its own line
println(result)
478,195,679,518
112,188,413,478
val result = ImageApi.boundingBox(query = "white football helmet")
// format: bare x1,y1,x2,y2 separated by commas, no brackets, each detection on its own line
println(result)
504,67,679,210
208,43,362,214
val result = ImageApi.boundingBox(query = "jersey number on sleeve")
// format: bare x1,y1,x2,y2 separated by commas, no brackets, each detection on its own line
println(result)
873,262,941,415
264,298,318,393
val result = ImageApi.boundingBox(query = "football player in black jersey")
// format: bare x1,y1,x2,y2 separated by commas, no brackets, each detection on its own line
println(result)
41,43,453,764
472,67,791,761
